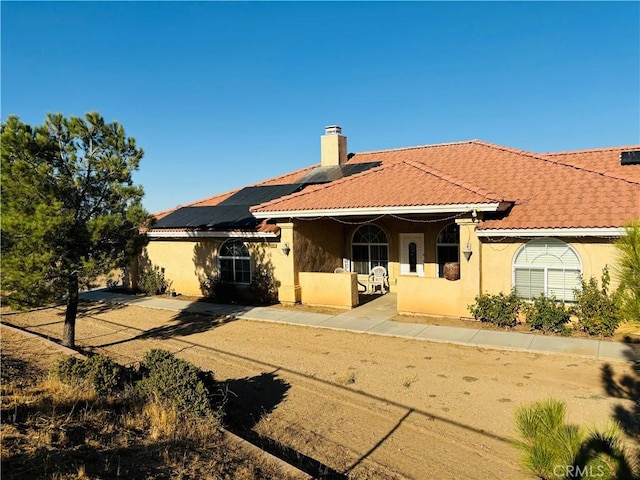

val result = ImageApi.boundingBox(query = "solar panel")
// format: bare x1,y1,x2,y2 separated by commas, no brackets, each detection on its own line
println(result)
154,184,305,229
296,161,382,184
621,151,640,166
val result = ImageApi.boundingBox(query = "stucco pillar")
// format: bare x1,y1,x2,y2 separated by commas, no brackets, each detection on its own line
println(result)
456,218,482,305
276,222,301,303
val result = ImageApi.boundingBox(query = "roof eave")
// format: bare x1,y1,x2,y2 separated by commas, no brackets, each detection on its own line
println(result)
252,202,507,219
477,227,626,238
147,230,279,239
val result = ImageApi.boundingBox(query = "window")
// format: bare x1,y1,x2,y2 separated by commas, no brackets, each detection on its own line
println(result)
219,240,251,284
351,225,388,274
513,238,581,302
436,223,459,277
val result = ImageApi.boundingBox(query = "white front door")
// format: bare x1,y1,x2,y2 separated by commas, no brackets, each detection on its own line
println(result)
399,234,424,276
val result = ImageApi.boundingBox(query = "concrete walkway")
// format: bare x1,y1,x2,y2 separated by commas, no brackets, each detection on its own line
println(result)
80,290,637,363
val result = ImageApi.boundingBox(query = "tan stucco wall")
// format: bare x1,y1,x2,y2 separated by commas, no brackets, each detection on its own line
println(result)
144,222,621,316
144,237,292,298
479,237,621,295
299,272,359,308
397,276,471,317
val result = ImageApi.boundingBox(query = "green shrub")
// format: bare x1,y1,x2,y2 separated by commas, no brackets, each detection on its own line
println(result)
52,356,91,387
138,263,171,296
201,270,277,305
525,294,571,334
614,220,640,322
515,399,637,480
136,349,214,417
515,399,582,479
468,289,523,328
573,268,622,337
51,354,128,396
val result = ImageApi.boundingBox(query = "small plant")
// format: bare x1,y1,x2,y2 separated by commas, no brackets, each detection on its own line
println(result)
136,349,215,417
573,268,622,337
614,220,640,323
403,376,417,388
337,370,357,385
51,354,129,397
138,263,172,296
514,398,637,479
468,289,523,328
525,294,571,334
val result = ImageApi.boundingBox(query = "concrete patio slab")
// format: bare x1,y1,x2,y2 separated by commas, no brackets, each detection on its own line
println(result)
415,325,479,344
318,315,387,332
528,335,599,357
468,330,535,350
244,308,334,327
239,307,298,322
596,341,637,363
367,320,430,338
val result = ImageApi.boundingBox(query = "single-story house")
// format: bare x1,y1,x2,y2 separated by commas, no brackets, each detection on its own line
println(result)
143,126,639,317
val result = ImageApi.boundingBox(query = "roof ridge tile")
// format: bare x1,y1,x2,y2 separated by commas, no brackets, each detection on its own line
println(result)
402,159,505,202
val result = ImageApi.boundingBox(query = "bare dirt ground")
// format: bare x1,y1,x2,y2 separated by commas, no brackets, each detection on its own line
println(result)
2,302,638,479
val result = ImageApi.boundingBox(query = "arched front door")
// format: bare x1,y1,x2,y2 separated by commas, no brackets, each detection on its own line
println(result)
399,233,424,276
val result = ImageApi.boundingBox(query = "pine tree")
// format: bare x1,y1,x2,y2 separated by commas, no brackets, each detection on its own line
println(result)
1,112,150,347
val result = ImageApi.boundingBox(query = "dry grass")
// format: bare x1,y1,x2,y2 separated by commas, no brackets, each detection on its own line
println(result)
0,332,304,480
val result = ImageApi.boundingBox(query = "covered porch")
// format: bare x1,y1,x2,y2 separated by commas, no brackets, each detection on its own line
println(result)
275,212,483,319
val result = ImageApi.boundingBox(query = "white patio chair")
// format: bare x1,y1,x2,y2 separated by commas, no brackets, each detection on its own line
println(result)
334,267,346,273
368,266,388,294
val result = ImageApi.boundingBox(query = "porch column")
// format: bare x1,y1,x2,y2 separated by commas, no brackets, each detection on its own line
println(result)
277,222,301,303
456,218,481,304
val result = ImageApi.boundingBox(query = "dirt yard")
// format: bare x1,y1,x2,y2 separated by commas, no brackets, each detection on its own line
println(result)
2,302,638,479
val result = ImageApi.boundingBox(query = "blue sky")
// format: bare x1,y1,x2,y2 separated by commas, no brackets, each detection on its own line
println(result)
2,1,639,214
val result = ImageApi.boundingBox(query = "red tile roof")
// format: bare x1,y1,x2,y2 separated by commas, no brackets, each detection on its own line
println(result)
542,146,640,184
252,140,640,231
153,140,640,234
251,159,508,213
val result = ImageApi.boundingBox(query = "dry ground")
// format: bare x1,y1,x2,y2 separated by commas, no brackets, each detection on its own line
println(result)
2,302,638,479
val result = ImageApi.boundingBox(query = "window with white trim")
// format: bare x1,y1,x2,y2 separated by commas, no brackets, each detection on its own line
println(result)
351,225,389,275
436,223,460,277
219,240,251,284
513,238,582,302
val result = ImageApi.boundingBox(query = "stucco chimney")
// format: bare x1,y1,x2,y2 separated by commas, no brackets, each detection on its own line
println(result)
321,125,347,166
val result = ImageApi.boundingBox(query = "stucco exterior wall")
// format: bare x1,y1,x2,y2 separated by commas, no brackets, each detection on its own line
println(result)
479,237,621,296
299,272,359,308
294,219,344,273
144,238,291,298
397,276,471,317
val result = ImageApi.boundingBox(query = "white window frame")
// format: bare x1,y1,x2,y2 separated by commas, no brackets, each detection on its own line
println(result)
512,238,582,303
351,224,389,275
218,239,252,285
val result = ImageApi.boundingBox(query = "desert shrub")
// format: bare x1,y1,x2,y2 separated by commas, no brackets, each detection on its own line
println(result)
515,399,637,480
136,349,214,417
515,399,582,479
201,270,277,305
525,294,571,334
51,354,129,396
138,263,171,296
615,220,640,323
573,268,622,337
468,289,523,328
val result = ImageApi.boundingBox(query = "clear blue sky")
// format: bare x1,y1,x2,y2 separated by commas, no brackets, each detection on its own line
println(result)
2,1,639,214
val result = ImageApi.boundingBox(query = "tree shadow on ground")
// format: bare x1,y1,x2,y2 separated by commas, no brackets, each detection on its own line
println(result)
76,300,127,317
96,310,237,348
221,371,346,479
601,349,640,441
222,370,290,432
